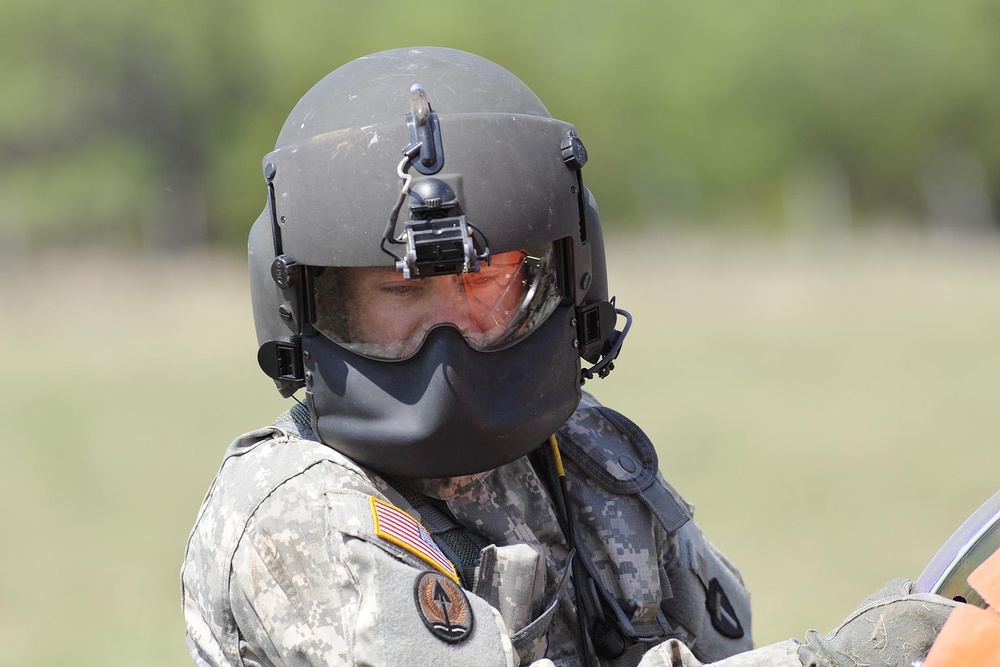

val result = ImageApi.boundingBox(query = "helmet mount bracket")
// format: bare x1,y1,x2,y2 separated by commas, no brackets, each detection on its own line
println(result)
395,214,487,279
381,86,491,279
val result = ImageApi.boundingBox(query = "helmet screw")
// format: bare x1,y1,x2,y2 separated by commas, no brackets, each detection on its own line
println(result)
305,371,314,387
278,304,293,321
580,272,592,291
263,162,277,181
570,318,577,327
572,339,579,349
302,350,311,360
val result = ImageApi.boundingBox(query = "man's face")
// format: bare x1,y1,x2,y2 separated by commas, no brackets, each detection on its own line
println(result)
334,250,530,358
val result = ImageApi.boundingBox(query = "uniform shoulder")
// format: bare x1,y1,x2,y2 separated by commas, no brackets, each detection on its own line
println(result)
221,424,375,495
188,424,377,552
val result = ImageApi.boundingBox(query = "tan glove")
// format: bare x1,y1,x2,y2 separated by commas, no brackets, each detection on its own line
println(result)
797,578,957,667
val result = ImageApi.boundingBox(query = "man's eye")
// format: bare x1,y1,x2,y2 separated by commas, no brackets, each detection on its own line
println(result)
381,284,422,296
473,266,517,284
468,274,497,288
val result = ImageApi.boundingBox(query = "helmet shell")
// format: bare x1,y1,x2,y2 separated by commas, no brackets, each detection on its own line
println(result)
263,47,582,266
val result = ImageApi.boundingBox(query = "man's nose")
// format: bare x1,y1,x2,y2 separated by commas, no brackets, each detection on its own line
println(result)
429,276,473,330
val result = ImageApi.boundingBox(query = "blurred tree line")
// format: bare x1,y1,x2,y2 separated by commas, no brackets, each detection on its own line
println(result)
2,0,999,252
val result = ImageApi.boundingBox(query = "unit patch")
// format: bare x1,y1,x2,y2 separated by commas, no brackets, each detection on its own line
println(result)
706,577,745,639
370,497,460,583
414,571,474,643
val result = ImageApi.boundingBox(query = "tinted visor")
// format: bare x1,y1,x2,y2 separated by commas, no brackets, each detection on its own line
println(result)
311,244,563,360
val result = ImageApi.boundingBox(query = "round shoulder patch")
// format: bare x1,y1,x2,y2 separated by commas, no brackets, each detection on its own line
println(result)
414,571,474,643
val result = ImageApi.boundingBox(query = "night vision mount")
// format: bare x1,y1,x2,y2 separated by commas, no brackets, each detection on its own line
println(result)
380,85,491,279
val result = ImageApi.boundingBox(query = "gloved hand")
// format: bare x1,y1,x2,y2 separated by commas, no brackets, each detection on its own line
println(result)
797,578,958,667
637,579,957,667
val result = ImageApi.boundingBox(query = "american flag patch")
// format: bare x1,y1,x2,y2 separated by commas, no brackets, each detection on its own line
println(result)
370,497,460,583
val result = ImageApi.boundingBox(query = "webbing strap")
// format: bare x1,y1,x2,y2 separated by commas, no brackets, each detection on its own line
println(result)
559,406,690,534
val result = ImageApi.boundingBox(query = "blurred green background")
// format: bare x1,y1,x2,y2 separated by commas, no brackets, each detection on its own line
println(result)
2,1,999,665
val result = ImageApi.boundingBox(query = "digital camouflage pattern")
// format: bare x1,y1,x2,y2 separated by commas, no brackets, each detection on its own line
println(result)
638,640,800,667
182,393,755,666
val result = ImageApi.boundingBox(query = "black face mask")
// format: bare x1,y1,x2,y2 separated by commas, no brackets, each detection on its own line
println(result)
302,305,582,478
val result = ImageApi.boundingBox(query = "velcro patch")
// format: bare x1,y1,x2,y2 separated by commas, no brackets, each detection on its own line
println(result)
414,571,474,644
370,497,459,583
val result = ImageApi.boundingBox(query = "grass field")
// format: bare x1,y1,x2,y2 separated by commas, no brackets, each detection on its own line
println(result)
2,231,998,665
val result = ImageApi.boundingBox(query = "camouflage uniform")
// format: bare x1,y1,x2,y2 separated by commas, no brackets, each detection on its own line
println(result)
182,393,755,666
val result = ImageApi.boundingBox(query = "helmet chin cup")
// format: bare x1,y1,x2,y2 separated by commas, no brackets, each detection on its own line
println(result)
303,308,582,478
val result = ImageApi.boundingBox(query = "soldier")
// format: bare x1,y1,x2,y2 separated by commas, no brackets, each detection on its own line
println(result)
181,47,955,667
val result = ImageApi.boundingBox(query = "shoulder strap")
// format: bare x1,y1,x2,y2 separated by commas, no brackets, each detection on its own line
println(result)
558,405,690,534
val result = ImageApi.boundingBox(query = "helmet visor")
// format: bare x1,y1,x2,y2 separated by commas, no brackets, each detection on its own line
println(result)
311,244,563,360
